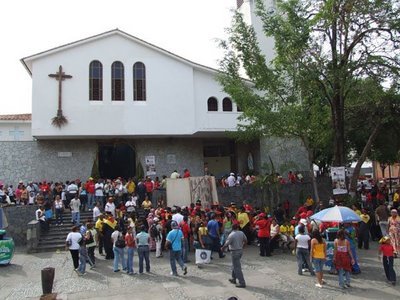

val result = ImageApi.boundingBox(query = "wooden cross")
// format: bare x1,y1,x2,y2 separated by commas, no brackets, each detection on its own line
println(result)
48,65,72,116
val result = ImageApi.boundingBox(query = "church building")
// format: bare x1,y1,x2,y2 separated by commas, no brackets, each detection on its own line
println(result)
0,0,309,185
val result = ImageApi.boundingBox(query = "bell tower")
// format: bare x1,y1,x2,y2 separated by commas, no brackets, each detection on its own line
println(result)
236,0,276,63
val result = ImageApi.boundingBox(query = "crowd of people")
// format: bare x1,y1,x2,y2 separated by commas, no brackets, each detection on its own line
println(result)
1,173,399,289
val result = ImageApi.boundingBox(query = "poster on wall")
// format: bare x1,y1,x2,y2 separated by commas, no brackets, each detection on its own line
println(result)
145,155,156,176
331,166,347,195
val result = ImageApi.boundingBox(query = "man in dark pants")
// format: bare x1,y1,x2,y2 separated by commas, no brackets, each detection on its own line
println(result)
358,208,370,249
207,213,225,259
222,223,247,288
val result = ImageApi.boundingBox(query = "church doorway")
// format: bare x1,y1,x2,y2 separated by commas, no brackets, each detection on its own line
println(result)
98,144,136,179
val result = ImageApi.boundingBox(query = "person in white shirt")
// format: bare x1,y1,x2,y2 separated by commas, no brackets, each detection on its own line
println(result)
294,225,315,276
92,202,101,221
172,207,184,225
35,206,49,232
70,194,81,226
66,181,78,209
95,179,104,206
66,226,83,270
170,170,180,179
125,195,136,213
105,197,116,217
227,173,236,187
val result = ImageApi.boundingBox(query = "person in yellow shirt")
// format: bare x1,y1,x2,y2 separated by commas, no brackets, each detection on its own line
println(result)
310,230,327,288
238,207,251,245
305,195,314,210
126,178,136,195
358,208,371,250
95,214,105,256
280,221,295,249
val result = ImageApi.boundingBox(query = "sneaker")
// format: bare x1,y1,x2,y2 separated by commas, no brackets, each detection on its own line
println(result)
345,283,351,288
315,283,323,288
183,267,187,275
235,284,246,288
302,268,307,273
90,265,96,269
114,269,120,273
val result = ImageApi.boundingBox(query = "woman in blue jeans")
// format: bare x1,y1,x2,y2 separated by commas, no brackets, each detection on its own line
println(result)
294,225,315,276
136,225,150,273
111,227,126,272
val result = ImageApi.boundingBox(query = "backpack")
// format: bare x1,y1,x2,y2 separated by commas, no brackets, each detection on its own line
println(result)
115,233,126,248
150,224,160,239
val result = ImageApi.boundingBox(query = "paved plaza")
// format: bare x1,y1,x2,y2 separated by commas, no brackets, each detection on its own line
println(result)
0,242,398,300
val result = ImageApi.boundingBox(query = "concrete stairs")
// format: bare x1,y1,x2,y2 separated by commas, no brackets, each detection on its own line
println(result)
35,210,93,252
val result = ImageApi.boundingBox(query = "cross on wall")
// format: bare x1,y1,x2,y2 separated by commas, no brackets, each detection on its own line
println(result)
9,127,24,141
48,65,72,117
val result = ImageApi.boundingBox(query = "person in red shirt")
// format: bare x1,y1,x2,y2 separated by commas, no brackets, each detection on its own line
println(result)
183,169,191,178
144,177,154,201
180,215,191,263
379,236,397,285
254,213,271,257
85,177,96,211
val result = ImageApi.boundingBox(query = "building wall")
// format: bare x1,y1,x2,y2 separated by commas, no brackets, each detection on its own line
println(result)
28,33,242,139
134,138,204,178
0,138,208,185
260,137,310,175
0,140,97,185
238,0,276,62
0,122,32,141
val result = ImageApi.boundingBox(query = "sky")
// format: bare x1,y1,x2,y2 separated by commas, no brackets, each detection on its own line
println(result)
0,0,236,114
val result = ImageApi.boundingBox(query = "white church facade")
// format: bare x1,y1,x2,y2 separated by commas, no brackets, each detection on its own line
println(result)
0,0,309,185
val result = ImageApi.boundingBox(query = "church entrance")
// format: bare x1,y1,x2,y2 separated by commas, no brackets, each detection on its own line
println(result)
98,144,136,179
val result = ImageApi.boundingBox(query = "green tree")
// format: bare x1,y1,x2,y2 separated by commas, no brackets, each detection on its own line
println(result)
346,81,400,192
218,0,400,196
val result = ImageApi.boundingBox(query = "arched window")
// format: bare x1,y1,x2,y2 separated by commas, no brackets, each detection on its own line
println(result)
111,61,124,101
207,97,218,111
89,60,103,101
223,97,233,111
133,62,146,101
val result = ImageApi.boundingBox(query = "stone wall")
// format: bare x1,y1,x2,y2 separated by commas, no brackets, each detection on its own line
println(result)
0,140,97,186
260,137,310,175
134,138,205,178
2,205,38,246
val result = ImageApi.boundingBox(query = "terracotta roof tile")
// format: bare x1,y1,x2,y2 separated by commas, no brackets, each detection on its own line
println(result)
0,114,31,121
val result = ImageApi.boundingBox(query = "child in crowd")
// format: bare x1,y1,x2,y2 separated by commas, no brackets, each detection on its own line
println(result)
378,236,396,285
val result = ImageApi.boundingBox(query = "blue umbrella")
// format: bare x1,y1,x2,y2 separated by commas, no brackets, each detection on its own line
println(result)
310,205,361,223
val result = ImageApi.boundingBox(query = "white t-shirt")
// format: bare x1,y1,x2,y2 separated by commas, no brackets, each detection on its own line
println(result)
295,234,311,249
172,213,184,225
93,206,101,220
95,183,104,197
111,230,122,247
66,232,82,250
105,202,116,217
70,198,81,213
227,175,236,187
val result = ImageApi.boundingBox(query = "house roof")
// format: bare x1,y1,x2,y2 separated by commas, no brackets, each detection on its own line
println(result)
0,114,31,121
20,28,221,77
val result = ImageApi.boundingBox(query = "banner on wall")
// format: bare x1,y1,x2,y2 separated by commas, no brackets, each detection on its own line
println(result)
145,155,156,176
331,166,347,195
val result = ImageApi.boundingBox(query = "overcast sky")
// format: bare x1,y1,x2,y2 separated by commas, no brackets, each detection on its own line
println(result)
0,0,236,114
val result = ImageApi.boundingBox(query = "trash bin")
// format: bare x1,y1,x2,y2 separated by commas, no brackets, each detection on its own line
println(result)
41,267,55,295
